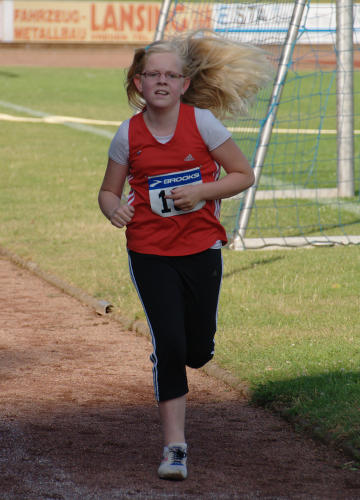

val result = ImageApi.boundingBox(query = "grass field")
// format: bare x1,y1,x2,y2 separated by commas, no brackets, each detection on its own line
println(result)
1,65,360,463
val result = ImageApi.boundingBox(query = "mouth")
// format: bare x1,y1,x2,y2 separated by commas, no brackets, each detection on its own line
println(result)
155,90,169,96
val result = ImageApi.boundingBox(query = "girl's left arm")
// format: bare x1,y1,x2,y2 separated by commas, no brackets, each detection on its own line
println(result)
206,137,255,198
168,138,254,211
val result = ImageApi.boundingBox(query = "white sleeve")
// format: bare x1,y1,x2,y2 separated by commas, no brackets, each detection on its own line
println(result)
194,108,232,151
108,119,130,166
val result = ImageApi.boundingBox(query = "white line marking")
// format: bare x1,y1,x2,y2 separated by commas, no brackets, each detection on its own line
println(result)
228,126,360,135
1,101,359,136
0,112,121,126
0,100,116,138
0,113,41,123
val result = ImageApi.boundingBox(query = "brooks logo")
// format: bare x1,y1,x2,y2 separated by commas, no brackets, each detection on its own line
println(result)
149,179,162,188
164,172,200,185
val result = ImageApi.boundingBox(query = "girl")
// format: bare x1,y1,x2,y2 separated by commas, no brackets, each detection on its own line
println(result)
98,30,271,481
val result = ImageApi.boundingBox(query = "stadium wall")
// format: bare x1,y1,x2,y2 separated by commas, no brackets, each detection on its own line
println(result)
0,1,359,45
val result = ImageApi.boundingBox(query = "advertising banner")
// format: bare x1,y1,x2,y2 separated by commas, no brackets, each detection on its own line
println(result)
89,2,160,42
13,1,88,42
1,2,359,45
12,1,161,43
211,3,360,44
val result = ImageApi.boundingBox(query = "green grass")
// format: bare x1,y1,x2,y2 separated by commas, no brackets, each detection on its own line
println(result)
0,66,131,120
3,66,359,241
221,197,360,238
231,70,360,192
219,246,360,459
1,66,360,463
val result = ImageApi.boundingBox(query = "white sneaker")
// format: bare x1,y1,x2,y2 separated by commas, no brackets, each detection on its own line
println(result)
158,443,188,480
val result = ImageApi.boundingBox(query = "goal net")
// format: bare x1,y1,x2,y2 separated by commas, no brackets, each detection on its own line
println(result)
156,0,360,250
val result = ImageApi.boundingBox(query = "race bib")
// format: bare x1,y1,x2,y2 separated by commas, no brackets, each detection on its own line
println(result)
148,167,205,217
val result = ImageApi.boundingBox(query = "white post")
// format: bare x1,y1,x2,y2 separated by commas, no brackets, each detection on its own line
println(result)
2,0,14,42
232,0,307,249
336,0,355,197
154,0,173,41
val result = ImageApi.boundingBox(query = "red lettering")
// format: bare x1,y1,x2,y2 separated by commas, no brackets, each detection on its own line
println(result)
171,4,187,32
203,6,212,29
146,4,151,31
153,6,160,31
14,27,27,40
91,5,101,31
120,4,134,31
103,5,117,30
136,6,145,32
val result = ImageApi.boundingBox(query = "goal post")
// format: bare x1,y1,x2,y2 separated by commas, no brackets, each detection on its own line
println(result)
234,0,307,250
154,0,173,41
155,0,360,250
337,0,355,198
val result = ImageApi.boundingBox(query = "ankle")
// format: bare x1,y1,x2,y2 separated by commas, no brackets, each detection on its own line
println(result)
166,442,187,449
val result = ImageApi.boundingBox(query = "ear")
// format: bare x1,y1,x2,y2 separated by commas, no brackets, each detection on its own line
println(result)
181,77,191,95
133,75,143,93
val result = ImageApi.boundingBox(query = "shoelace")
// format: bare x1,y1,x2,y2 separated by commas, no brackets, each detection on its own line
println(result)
168,447,187,465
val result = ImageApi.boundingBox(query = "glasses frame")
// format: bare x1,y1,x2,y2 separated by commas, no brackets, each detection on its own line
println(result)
140,71,186,81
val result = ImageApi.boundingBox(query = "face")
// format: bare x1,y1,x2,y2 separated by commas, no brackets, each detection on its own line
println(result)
134,52,190,111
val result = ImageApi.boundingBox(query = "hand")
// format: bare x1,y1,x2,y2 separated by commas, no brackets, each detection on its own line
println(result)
166,185,203,212
109,204,135,228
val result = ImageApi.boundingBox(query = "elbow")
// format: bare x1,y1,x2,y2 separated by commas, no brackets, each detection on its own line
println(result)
98,189,103,208
250,169,255,187
98,189,107,211
245,169,255,190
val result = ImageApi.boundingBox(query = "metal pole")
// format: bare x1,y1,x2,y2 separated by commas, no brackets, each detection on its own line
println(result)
336,0,354,197
154,0,173,41
231,0,307,250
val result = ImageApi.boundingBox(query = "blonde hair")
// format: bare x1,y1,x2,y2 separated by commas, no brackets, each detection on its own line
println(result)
126,30,273,120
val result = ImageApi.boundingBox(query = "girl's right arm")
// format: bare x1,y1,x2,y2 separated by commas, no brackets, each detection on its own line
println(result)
98,158,134,229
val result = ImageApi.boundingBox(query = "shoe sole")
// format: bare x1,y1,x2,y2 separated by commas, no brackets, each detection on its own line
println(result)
158,470,187,481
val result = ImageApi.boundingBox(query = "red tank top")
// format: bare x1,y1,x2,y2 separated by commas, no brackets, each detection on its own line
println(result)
125,103,227,256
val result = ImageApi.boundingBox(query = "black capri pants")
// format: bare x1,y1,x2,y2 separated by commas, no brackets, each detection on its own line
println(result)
128,248,223,402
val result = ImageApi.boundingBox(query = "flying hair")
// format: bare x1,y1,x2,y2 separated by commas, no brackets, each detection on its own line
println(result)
126,30,273,120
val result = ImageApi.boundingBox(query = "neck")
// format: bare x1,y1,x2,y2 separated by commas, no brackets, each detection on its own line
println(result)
143,102,180,136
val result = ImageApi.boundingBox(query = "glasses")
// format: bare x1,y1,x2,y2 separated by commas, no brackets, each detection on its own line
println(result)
140,71,185,81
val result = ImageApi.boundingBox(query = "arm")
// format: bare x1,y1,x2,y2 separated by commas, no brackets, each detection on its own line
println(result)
98,158,134,228
167,138,255,211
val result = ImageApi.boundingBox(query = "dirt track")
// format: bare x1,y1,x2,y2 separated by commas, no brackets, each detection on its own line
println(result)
1,44,360,499
2,42,359,69
1,256,360,499
0,43,135,68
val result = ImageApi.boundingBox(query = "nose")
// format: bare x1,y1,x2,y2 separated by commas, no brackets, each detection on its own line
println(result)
158,73,168,83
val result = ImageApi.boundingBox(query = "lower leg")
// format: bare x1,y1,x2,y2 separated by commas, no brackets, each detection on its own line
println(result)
158,394,186,446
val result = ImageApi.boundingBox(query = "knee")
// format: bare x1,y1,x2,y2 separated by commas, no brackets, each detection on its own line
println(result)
186,350,214,369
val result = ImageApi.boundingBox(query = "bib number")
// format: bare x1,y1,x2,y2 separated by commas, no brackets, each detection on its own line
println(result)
148,167,205,217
